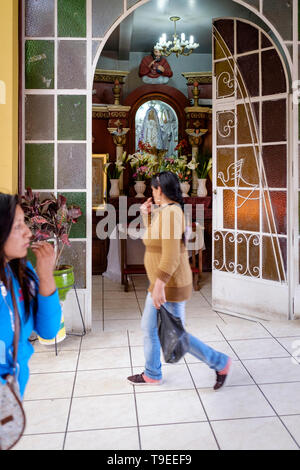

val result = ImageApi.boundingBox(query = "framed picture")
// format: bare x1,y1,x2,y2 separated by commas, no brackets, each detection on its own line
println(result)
92,154,108,209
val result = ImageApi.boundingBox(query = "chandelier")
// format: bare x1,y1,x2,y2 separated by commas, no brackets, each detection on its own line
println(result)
155,16,199,57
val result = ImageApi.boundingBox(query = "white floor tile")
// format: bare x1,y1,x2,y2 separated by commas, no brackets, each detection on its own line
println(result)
198,385,275,420
218,323,272,340
14,433,65,451
64,428,140,450
212,417,298,450
74,368,133,396
78,347,131,370
140,422,218,450
82,330,128,349
260,382,300,415
281,416,300,447
24,372,75,400
261,321,300,338
104,319,142,332
68,394,137,431
29,350,79,374
189,361,254,388
104,309,142,320
133,364,195,393
276,337,300,357
135,389,207,426
243,358,300,384
229,338,290,360
23,399,70,434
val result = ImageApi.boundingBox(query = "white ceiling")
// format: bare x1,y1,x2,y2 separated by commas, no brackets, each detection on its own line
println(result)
102,0,265,56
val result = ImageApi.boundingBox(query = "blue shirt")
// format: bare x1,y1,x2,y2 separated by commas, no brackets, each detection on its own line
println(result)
0,261,61,399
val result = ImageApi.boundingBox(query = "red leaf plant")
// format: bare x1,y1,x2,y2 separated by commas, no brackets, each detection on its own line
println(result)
21,189,82,270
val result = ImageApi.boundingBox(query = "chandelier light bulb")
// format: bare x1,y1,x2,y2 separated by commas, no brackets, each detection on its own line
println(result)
155,17,199,57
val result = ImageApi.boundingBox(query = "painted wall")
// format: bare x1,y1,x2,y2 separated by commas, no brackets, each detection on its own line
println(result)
0,0,19,194
97,51,212,99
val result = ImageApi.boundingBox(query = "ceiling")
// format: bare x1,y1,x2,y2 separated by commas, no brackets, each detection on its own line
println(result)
102,0,266,58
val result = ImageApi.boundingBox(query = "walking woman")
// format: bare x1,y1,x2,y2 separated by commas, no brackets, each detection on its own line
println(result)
0,193,61,399
127,172,231,390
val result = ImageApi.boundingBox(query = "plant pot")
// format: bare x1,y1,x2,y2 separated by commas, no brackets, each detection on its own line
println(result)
38,265,74,346
134,180,146,198
197,178,208,197
109,178,120,197
180,182,190,198
53,265,75,302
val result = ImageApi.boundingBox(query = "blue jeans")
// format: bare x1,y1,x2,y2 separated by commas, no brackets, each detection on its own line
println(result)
141,292,229,380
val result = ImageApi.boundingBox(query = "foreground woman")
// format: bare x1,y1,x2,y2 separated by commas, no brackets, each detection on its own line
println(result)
0,193,61,399
127,172,231,390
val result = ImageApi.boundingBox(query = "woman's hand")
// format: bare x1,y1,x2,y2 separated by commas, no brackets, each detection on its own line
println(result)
31,242,56,296
140,197,152,216
152,278,166,309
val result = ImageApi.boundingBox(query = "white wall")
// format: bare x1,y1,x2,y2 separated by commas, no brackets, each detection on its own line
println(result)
97,51,212,98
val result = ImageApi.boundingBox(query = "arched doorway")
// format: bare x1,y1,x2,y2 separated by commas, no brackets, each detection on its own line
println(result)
22,0,299,330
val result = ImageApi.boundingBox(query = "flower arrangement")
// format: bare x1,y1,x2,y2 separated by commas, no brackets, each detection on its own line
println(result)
159,154,192,182
174,138,189,157
128,141,157,181
105,151,128,179
191,149,212,179
21,189,82,270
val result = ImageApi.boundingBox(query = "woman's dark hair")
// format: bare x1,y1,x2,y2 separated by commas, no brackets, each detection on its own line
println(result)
151,171,184,211
0,193,37,322
151,171,186,244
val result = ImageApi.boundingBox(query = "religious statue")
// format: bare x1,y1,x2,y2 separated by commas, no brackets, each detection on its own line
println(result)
111,123,128,146
138,106,164,152
139,47,173,85
186,127,208,147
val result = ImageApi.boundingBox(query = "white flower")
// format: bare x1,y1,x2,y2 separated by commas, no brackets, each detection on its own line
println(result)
187,161,197,170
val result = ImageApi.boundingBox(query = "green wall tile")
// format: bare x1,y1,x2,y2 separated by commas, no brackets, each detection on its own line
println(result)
58,95,86,141
58,0,86,37
59,241,86,288
25,40,54,89
58,192,86,238
25,144,54,189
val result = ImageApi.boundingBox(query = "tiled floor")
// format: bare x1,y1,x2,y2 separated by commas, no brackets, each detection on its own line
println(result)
14,273,300,450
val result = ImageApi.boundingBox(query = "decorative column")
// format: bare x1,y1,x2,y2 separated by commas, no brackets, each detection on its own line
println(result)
182,73,212,196
107,119,130,193
93,70,131,194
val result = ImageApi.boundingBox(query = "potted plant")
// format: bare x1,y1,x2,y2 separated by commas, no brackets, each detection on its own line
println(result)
21,189,82,344
191,150,212,197
105,151,128,197
165,154,192,197
129,142,155,198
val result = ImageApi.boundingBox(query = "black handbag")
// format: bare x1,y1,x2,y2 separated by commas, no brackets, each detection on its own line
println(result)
0,279,26,451
157,305,190,363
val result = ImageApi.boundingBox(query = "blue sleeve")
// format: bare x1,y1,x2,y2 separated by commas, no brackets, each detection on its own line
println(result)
0,376,6,385
26,261,62,340
34,290,62,340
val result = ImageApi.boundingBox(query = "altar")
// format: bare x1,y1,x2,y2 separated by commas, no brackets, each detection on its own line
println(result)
92,68,213,281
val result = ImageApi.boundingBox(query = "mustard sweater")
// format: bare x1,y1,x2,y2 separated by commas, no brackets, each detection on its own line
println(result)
143,203,193,302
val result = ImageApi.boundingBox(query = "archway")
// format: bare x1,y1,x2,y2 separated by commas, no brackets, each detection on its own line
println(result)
22,0,299,330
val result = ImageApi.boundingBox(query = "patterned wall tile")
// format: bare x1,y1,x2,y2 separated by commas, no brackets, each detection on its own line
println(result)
57,41,86,89
57,95,86,141
58,0,86,37
57,143,86,189
25,143,54,189
25,95,54,141
25,40,54,89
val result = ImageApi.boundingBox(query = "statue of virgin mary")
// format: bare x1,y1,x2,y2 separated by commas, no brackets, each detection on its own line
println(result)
138,106,164,152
